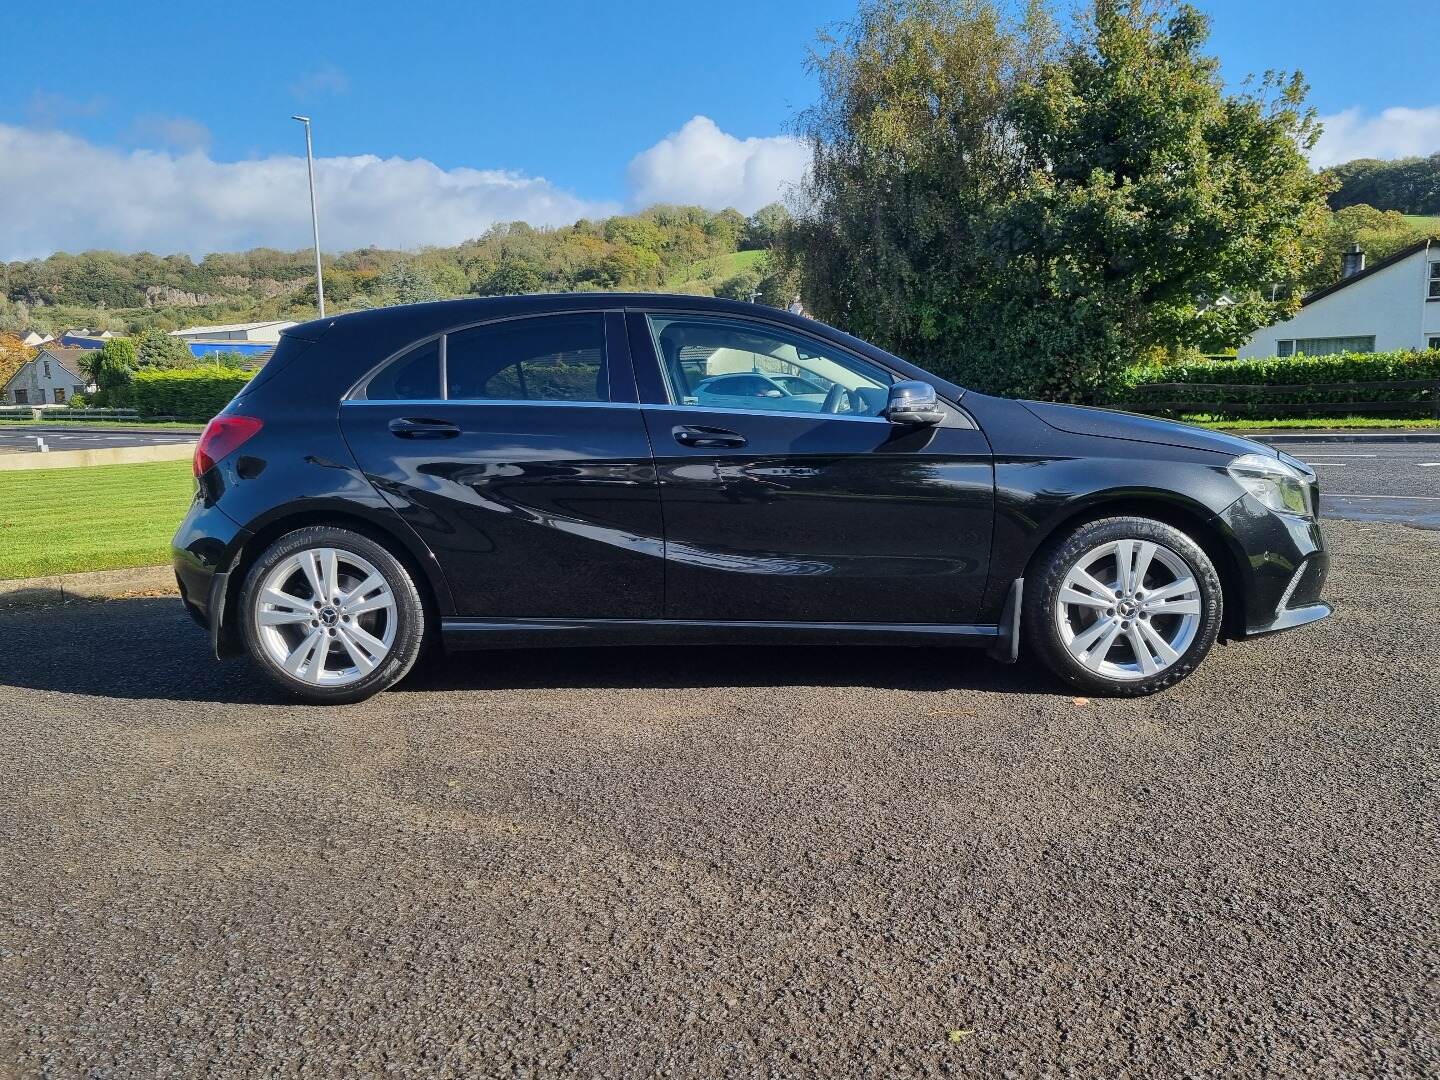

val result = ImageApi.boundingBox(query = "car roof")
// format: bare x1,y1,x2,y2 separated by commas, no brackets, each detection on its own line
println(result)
279,292,965,400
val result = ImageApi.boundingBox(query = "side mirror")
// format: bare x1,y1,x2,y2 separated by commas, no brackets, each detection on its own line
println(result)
884,380,944,426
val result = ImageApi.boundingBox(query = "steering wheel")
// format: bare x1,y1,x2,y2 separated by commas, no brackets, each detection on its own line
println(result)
821,384,848,414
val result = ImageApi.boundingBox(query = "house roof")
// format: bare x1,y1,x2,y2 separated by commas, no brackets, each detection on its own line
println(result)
37,345,92,383
170,320,295,336
2,346,91,392
1301,238,1434,307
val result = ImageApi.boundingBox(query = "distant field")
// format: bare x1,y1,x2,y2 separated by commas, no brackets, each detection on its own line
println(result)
0,460,194,580
1402,214,1440,230
665,249,767,292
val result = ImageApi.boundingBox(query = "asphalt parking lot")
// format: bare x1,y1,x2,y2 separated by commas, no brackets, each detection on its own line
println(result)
0,426,197,454
1,517,1435,1077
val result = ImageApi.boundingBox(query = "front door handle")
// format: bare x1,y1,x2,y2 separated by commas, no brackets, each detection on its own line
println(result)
672,425,747,449
389,417,460,439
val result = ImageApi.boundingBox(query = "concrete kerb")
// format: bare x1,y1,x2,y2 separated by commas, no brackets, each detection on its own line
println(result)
0,565,177,613
0,442,196,471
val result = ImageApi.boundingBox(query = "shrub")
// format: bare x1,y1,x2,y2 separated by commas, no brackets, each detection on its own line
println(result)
1115,349,1440,413
126,366,254,420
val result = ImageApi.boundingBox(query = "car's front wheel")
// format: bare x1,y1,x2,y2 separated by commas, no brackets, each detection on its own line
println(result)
1025,516,1223,696
238,525,426,704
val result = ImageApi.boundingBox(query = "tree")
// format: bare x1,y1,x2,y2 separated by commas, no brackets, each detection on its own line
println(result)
789,0,1331,401
741,203,793,250
1297,205,1440,294
0,333,33,389
134,327,194,368
1326,154,1440,215
377,262,441,305
87,337,138,392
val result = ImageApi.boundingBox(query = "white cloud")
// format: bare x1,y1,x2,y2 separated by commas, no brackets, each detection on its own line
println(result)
1311,106,1440,167
125,113,212,152
625,115,809,214
289,63,350,100
0,123,617,260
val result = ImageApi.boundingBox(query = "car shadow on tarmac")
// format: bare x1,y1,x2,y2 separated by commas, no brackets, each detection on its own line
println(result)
0,597,1054,704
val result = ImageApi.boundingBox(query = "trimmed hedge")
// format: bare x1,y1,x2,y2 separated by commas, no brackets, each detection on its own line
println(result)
123,366,255,420
1116,349,1440,409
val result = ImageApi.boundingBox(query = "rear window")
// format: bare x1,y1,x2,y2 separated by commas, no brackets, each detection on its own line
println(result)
446,314,607,402
363,338,440,401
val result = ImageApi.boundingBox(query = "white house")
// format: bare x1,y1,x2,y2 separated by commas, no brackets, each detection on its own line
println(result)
2,345,94,406
18,330,53,347
1240,239,1440,358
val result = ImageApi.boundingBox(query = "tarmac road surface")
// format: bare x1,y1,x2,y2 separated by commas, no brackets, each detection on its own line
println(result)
0,518,1435,1077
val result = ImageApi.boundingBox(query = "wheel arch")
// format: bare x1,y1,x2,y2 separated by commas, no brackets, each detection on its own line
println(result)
1022,494,1247,641
218,506,449,657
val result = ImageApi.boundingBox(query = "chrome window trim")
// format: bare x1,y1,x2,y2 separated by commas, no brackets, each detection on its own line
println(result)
644,402,890,424
342,398,642,410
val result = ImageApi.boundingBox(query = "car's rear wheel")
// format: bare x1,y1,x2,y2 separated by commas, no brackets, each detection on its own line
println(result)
239,525,425,704
1025,516,1223,696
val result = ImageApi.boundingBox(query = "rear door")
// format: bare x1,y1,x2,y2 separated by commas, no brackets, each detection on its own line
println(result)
340,310,664,619
630,310,994,625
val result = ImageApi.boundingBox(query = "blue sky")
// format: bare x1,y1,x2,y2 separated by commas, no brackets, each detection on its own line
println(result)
1,0,1436,258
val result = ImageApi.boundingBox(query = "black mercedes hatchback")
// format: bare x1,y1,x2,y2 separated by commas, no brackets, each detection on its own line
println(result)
173,293,1330,704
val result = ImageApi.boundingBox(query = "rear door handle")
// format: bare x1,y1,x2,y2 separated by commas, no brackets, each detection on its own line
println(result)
672,425,747,449
389,417,460,439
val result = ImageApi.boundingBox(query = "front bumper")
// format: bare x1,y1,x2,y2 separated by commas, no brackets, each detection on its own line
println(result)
1216,495,1331,638
172,493,250,656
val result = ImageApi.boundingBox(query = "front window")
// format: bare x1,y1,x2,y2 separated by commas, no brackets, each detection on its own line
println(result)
647,314,894,417
1277,340,1294,357
14,389,27,405
54,388,65,403
1287,336,1376,357
1430,261,1440,300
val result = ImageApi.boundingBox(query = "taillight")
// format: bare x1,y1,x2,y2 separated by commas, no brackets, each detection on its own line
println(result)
194,415,263,478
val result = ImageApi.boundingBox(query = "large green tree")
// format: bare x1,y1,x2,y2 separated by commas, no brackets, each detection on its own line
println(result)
87,337,138,392
790,0,1331,400
134,327,194,369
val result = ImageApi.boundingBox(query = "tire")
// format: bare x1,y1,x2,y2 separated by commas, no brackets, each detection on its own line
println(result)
1024,516,1223,697
239,525,426,704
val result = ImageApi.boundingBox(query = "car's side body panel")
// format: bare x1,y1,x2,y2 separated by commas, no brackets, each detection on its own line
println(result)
623,307,996,624
171,292,1329,669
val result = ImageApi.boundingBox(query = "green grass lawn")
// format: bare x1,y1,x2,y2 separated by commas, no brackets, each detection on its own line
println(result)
0,460,195,580
1190,416,1440,431
1402,214,1440,230
664,249,768,291
0,418,205,431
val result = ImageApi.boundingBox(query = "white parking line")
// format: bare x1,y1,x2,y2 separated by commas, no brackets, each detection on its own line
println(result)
1417,463,1440,468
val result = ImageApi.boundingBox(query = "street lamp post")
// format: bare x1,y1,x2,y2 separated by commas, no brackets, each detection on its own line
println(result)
291,115,325,318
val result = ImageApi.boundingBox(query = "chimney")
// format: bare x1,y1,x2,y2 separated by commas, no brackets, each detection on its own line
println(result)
1341,243,1365,279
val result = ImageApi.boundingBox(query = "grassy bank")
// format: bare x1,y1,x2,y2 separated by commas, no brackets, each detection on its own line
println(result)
0,418,205,431
0,460,194,580
1191,416,1440,431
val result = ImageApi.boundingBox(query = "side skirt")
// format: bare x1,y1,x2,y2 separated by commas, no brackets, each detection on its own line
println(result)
441,617,1001,651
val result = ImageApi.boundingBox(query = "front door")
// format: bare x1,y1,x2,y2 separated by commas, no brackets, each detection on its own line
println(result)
340,310,664,619
630,311,994,625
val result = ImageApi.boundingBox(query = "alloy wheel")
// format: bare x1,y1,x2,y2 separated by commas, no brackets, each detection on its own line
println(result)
254,547,397,687
1054,539,1203,682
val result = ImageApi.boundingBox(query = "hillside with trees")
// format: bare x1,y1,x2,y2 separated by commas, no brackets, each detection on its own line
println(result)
0,204,798,341
1325,154,1440,216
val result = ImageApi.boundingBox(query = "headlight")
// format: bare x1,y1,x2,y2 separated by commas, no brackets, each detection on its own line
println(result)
1227,453,1314,518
